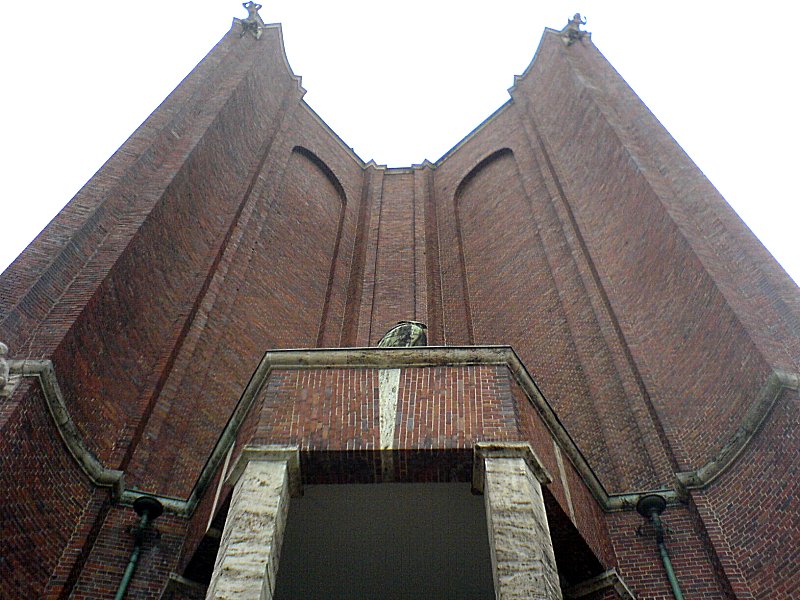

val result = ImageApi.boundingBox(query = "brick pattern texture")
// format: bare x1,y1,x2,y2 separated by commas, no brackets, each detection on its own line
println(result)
0,20,798,600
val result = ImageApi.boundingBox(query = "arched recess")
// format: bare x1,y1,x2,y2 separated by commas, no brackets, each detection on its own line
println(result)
454,147,582,373
455,149,515,199
454,148,611,474
453,149,514,344
123,146,349,497
290,146,348,345
293,146,347,202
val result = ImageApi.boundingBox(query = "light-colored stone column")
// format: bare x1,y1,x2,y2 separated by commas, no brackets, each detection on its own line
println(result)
474,442,562,600
206,446,300,600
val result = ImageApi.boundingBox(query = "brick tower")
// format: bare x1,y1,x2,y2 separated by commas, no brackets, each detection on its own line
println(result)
1,8,798,599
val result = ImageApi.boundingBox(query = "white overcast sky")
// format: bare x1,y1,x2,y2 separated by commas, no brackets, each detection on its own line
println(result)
1,1,798,285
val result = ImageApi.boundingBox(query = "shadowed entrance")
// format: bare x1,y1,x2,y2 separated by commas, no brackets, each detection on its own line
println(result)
275,483,494,599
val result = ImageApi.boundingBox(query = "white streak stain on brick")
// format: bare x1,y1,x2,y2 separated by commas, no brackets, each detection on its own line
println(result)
379,368,401,481
379,368,401,450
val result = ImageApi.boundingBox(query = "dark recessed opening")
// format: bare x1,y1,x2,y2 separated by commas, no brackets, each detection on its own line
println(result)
275,483,494,599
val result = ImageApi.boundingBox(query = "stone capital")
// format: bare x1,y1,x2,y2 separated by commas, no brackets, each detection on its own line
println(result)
473,441,552,494
226,445,302,497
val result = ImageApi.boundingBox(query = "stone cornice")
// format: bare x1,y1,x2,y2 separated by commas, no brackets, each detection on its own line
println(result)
8,348,798,516
676,369,799,490
7,359,125,498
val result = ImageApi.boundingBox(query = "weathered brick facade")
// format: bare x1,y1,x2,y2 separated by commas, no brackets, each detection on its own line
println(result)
1,13,798,600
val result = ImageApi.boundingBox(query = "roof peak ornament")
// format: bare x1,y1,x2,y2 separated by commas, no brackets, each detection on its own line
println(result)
561,13,590,46
234,2,265,40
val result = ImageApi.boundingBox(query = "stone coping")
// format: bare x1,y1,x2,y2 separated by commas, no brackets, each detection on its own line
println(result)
7,346,797,516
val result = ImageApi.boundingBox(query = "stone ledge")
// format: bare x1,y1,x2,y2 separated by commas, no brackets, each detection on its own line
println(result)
7,358,124,498
11,347,796,516
676,369,800,490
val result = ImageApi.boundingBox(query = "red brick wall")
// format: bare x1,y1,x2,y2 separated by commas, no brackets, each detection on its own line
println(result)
0,381,95,597
349,167,433,347
367,171,418,344
0,27,305,474
434,114,673,493
0,31,241,353
607,507,734,599
69,507,187,599
127,143,351,498
454,147,624,488
2,20,799,599
248,366,516,455
562,32,800,379
519,31,798,474
43,489,113,598
0,24,365,596
514,382,615,567
692,388,800,599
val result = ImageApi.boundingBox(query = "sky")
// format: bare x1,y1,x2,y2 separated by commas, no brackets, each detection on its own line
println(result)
1,1,798,284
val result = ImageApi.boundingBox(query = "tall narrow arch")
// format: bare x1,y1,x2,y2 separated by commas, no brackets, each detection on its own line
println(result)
290,147,348,346
455,149,514,200
453,149,514,343
293,146,348,203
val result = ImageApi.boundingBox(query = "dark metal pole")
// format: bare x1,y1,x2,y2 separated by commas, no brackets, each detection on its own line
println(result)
637,494,685,600
114,496,164,600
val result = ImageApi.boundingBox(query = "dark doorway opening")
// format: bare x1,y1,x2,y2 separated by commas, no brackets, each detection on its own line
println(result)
275,482,494,599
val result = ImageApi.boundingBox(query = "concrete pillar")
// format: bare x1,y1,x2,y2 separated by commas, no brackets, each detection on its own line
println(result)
206,446,300,600
474,442,562,600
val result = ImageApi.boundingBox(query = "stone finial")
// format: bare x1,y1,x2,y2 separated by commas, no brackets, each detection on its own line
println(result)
562,12,589,46
377,321,428,348
234,1,265,40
